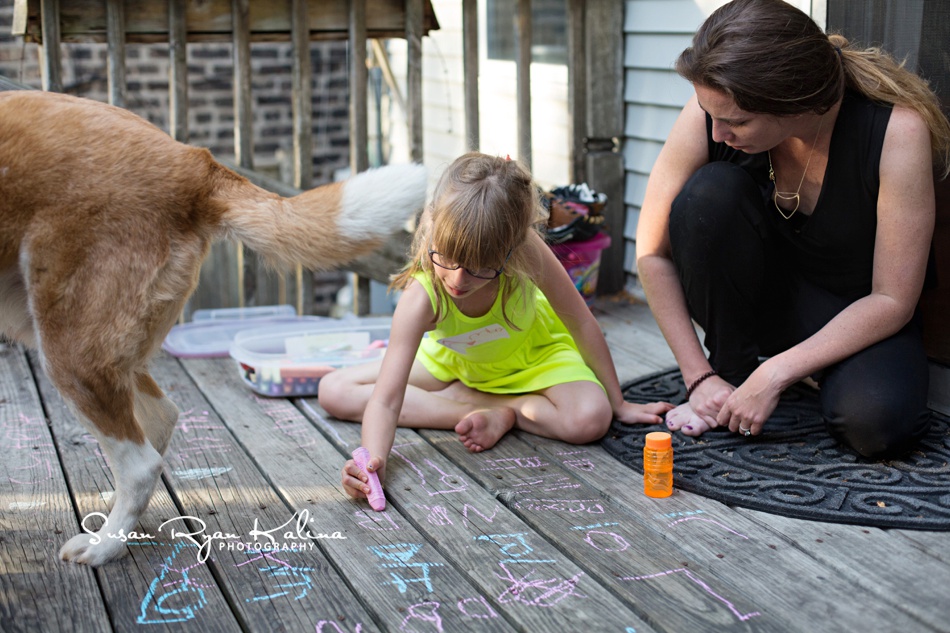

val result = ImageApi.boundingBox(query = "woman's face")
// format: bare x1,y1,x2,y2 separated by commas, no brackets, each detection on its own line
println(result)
695,85,785,154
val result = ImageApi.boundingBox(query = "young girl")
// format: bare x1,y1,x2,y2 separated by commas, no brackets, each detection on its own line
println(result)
318,152,673,501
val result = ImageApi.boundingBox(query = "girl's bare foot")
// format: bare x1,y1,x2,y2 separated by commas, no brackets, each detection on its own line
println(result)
454,408,516,452
664,402,714,437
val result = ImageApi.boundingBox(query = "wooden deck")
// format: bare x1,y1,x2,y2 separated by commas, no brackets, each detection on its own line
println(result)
2,295,948,632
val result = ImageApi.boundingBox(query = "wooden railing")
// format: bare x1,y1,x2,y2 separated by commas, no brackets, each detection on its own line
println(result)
10,0,629,312
12,0,436,316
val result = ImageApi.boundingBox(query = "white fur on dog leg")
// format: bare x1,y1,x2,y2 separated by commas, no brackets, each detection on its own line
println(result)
59,437,163,566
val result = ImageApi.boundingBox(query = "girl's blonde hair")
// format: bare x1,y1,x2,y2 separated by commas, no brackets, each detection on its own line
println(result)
391,152,548,327
675,0,950,179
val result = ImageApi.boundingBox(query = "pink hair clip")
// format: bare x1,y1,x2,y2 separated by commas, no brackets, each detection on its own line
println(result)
505,154,511,161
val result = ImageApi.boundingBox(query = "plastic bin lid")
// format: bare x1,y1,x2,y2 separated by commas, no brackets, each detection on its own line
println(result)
191,304,297,322
229,316,394,360
163,315,327,358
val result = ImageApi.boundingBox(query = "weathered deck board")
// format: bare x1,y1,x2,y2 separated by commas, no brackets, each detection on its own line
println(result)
31,354,241,633
150,353,378,632
294,399,659,632
733,510,950,632
516,433,948,632
1,296,949,633
894,529,950,563
179,356,518,632
428,428,935,632
0,345,108,633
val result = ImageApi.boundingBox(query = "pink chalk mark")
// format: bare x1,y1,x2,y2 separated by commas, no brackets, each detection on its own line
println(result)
236,550,296,570
354,510,400,532
391,444,467,496
9,454,53,485
462,503,499,525
316,622,364,633
400,602,444,632
583,530,630,552
480,456,548,471
495,563,586,607
623,568,760,621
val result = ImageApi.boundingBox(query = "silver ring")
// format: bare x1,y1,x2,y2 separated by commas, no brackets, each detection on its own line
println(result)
739,426,752,437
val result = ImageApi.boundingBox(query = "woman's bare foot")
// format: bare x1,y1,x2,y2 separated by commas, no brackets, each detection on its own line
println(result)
454,408,516,452
664,402,714,437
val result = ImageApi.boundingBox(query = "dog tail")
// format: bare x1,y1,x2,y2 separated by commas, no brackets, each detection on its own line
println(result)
216,163,428,271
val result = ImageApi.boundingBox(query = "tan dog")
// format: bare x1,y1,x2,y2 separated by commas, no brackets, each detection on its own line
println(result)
0,90,426,566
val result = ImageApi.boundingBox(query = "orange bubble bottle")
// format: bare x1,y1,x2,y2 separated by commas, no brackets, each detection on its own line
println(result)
643,431,673,498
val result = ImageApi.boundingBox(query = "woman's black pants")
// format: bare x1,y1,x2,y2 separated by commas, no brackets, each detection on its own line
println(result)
667,162,931,459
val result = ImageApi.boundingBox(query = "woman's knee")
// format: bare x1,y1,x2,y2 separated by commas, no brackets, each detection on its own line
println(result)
669,162,763,252
821,324,930,459
822,386,931,459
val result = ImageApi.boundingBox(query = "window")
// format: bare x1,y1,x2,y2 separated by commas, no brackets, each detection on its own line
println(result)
485,0,567,65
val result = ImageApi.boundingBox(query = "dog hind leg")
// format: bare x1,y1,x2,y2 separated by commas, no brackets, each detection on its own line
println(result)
59,427,164,565
44,364,164,565
133,371,179,456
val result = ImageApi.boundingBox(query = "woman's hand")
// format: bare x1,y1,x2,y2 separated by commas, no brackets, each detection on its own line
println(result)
615,400,676,425
716,364,783,436
664,375,733,436
341,455,386,500
689,375,734,428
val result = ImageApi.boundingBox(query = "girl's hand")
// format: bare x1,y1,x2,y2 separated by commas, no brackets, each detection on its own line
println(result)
341,455,386,500
716,365,782,436
615,400,675,425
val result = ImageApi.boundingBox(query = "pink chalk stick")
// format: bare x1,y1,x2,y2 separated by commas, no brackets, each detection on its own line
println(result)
352,447,386,511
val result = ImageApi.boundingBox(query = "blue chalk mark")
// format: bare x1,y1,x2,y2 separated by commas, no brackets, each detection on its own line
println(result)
246,564,315,602
137,543,208,624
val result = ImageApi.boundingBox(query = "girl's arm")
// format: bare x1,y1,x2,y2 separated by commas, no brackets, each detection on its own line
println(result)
718,105,935,433
357,280,434,474
636,95,730,426
529,231,670,421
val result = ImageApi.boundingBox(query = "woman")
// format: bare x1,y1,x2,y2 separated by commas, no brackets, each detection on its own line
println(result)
636,0,950,458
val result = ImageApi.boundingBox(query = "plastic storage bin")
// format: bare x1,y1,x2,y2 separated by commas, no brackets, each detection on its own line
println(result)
549,232,612,306
229,317,392,397
162,306,327,358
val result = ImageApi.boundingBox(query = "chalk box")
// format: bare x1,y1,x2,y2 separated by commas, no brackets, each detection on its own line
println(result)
229,317,392,397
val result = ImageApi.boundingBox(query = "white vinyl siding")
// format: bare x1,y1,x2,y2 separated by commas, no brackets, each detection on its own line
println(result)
621,0,811,284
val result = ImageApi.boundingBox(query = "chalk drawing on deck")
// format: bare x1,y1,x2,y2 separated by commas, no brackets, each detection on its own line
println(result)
622,568,760,622
137,543,211,624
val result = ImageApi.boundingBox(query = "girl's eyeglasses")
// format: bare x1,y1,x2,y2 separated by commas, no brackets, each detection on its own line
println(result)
428,248,512,280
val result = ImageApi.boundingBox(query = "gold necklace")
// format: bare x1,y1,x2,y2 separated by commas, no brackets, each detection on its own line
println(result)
767,116,824,220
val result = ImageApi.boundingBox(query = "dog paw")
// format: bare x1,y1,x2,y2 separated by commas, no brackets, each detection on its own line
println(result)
59,532,128,566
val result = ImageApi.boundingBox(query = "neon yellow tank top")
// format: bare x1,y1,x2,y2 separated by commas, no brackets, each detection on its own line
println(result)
412,272,601,394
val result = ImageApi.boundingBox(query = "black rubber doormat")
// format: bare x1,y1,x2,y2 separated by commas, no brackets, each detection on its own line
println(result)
603,368,950,530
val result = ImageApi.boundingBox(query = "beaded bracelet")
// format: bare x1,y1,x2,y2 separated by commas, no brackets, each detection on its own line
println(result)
685,370,717,399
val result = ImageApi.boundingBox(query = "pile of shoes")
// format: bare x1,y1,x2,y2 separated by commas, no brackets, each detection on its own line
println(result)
542,183,607,245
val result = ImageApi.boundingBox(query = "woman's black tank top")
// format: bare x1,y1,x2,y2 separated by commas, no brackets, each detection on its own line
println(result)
707,91,892,301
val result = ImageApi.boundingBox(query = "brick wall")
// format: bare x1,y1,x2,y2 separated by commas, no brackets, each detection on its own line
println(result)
0,0,352,314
